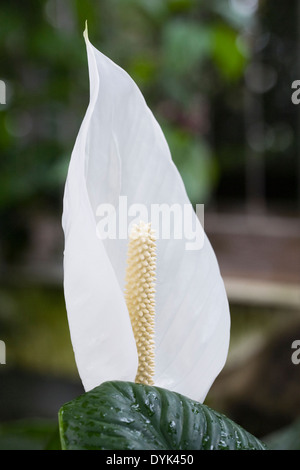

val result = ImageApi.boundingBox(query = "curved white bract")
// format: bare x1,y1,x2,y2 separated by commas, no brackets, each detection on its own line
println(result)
62,26,230,403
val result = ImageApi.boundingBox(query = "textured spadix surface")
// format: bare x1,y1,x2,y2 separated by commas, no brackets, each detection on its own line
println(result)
62,27,230,403
125,222,156,386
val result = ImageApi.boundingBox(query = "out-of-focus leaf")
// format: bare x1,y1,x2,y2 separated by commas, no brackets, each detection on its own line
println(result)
162,20,212,76
162,124,216,203
210,0,255,29
128,55,158,86
211,24,248,81
264,419,300,450
135,0,169,20
0,419,60,450
167,0,197,13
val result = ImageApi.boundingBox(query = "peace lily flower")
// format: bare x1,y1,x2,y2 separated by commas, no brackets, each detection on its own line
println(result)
62,25,230,404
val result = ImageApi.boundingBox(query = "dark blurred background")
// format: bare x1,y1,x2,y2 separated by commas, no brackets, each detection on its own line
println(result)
0,0,299,449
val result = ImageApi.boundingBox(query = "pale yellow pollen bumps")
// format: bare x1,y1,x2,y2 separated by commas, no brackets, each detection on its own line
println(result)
125,221,156,386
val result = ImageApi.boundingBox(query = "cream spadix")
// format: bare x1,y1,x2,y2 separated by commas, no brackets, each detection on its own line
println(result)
125,221,156,386
62,25,230,403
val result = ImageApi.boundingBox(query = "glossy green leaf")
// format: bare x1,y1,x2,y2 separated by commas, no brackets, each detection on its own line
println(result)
58,381,267,450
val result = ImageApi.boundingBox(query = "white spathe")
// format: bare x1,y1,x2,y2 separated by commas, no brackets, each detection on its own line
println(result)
62,26,230,403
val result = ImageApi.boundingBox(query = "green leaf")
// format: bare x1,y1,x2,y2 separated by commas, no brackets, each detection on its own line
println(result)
162,124,216,203
211,23,248,81
264,418,300,450
162,20,212,77
0,419,61,450
58,381,267,450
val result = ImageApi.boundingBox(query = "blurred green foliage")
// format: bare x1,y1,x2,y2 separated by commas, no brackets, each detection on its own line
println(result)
0,419,60,450
0,285,76,374
0,0,299,225
0,1,299,450
0,0,252,215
